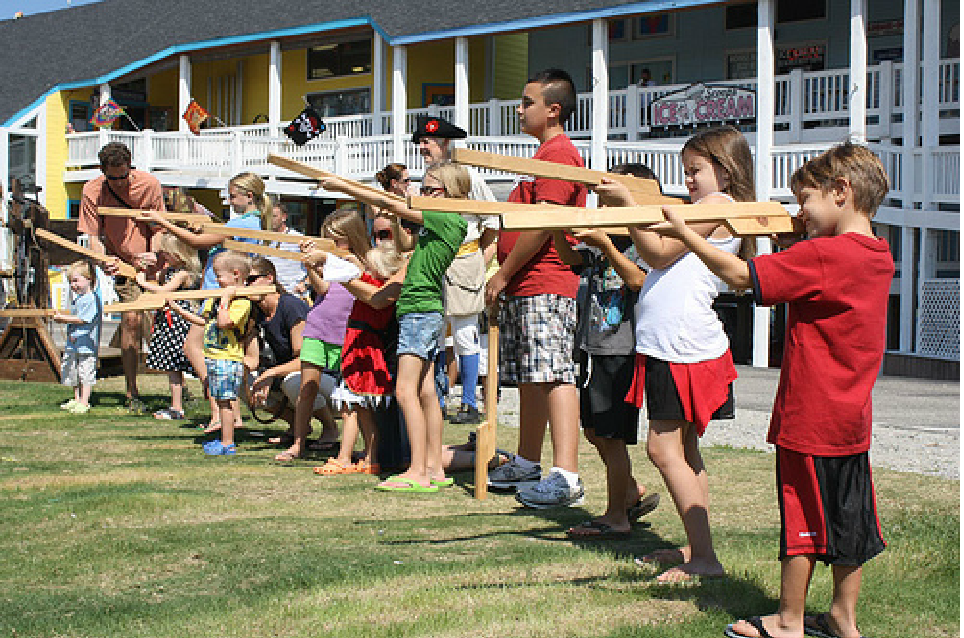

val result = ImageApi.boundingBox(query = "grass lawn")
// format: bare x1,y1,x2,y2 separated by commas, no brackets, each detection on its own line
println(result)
0,376,958,637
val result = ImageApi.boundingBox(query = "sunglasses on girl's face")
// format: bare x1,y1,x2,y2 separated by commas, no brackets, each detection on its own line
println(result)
420,185,445,196
246,274,265,284
374,229,393,240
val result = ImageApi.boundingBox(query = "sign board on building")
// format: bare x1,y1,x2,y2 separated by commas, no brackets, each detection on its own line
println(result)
650,83,756,128
776,43,825,74
868,19,903,38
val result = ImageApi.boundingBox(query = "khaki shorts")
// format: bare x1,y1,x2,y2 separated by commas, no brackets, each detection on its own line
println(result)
113,276,143,303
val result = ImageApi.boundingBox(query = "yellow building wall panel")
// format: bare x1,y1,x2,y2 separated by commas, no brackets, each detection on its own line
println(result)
45,92,70,220
492,33,528,99
283,48,372,120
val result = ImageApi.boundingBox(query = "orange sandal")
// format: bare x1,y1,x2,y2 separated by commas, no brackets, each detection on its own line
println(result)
353,460,381,475
313,458,356,475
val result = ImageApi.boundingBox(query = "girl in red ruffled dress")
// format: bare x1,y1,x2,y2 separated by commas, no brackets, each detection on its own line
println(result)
304,241,406,476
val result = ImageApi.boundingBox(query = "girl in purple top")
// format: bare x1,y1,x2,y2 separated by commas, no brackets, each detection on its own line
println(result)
277,210,371,461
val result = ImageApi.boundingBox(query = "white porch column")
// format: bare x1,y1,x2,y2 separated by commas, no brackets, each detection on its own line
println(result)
392,45,407,163
269,41,282,135
590,18,609,173
177,55,191,133
752,0,775,368
372,34,384,135
899,226,915,350
454,37,470,132
849,0,868,142
921,0,940,211
900,0,920,352
99,83,112,107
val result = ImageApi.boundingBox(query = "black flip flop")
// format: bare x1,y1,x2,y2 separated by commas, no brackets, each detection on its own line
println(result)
724,616,773,638
566,520,631,540
627,492,660,523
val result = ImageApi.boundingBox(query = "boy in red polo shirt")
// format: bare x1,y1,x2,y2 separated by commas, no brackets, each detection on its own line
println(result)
485,68,587,508
655,143,892,638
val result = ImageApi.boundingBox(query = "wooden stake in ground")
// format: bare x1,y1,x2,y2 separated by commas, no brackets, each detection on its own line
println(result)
475,306,499,500
34,229,138,278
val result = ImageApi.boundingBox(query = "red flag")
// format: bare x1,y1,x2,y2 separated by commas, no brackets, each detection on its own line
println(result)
182,100,209,135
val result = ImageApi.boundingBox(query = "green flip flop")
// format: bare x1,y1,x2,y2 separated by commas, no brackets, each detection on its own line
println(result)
431,477,454,487
375,476,439,493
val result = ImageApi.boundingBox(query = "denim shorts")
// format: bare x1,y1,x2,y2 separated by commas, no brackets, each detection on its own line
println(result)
396,311,445,361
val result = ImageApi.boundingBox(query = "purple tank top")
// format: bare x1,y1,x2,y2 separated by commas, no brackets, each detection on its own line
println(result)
303,282,354,346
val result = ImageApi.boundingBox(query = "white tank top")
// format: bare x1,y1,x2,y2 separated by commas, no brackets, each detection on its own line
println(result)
634,193,742,363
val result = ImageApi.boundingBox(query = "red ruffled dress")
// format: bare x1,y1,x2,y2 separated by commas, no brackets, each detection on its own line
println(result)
336,273,396,403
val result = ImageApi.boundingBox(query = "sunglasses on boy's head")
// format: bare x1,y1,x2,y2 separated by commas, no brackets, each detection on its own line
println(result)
374,229,393,240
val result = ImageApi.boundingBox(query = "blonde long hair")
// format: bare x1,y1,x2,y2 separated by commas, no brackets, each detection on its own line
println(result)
321,208,372,262
228,172,270,230
156,232,201,286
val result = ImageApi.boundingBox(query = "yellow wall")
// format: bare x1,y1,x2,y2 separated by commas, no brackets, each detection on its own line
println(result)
404,38,487,107
44,91,71,220
147,66,178,128
492,33,528,99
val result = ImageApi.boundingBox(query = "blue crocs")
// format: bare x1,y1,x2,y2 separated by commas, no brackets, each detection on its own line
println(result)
203,440,236,456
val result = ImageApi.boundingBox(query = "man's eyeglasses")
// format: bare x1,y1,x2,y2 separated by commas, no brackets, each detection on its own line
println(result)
374,229,393,240
105,172,130,181
420,186,445,196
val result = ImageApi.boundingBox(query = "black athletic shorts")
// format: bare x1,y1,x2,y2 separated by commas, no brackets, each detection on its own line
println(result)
578,351,640,444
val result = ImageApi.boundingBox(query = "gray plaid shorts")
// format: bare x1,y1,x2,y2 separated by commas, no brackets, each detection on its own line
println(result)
498,294,577,385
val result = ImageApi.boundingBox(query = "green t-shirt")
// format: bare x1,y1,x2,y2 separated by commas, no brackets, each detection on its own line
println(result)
396,211,468,316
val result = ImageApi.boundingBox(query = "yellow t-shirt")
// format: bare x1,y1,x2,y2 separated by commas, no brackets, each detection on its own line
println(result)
201,297,252,361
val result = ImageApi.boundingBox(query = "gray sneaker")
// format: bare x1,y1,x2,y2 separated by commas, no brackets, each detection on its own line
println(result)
487,455,542,490
515,470,585,509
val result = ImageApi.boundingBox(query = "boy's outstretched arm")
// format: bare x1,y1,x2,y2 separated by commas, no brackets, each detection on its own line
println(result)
654,207,751,289
574,229,647,291
551,230,583,267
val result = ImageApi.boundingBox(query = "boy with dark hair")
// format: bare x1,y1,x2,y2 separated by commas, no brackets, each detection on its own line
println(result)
655,142,892,638
485,67,587,508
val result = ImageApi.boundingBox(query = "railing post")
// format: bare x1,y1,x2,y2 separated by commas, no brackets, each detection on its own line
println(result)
98,127,109,151
229,130,242,177
878,61,894,140
789,69,804,143
625,84,641,141
334,136,349,177
488,98,501,137
140,129,154,172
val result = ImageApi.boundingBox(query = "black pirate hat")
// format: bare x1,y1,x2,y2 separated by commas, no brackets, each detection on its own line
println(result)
411,115,467,143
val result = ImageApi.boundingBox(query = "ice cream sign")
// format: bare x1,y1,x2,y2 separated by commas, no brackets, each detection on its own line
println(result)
651,83,756,127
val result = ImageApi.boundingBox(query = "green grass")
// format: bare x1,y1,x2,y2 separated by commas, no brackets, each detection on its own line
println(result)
0,376,958,637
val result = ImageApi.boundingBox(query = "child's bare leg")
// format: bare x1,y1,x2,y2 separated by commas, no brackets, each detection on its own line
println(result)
808,564,862,638
422,358,446,482
281,362,320,458
357,407,377,465
590,431,633,529
334,410,359,466
381,355,430,488
646,419,723,581
231,398,242,427
314,404,339,445
74,385,82,403
546,381,580,472
219,400,235,446
516,383,549,463
78,383,92,407
169,371,184,412
727,555,814,638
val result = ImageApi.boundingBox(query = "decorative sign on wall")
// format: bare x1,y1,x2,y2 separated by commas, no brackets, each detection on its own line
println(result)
650,83,756,128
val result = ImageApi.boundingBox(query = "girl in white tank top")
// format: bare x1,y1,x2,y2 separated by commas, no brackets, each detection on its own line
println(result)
594,125,755,583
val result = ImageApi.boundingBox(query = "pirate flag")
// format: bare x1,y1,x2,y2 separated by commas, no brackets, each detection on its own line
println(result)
284,107,326,145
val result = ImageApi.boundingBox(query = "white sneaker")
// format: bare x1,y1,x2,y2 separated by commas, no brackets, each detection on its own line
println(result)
60,399,78,410
515,470,585,509
486,455,542,490
68,403,90,414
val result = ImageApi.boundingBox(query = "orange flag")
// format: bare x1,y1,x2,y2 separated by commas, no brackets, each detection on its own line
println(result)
182,100,209,135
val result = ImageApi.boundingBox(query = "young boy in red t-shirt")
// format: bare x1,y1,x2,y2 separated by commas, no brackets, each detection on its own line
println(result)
655,143,893,638
484,68,588,508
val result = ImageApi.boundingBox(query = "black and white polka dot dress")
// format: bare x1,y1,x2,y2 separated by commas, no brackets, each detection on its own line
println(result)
145,268,197,373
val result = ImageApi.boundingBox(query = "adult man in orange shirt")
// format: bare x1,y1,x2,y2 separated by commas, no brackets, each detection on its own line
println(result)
77,142,165,413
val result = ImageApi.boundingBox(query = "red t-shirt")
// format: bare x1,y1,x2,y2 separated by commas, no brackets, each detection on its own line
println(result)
496,133,587,298
750,233,894,456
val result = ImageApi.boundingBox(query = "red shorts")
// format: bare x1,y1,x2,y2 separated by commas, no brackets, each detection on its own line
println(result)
624,350,737,436
776,446,886,565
